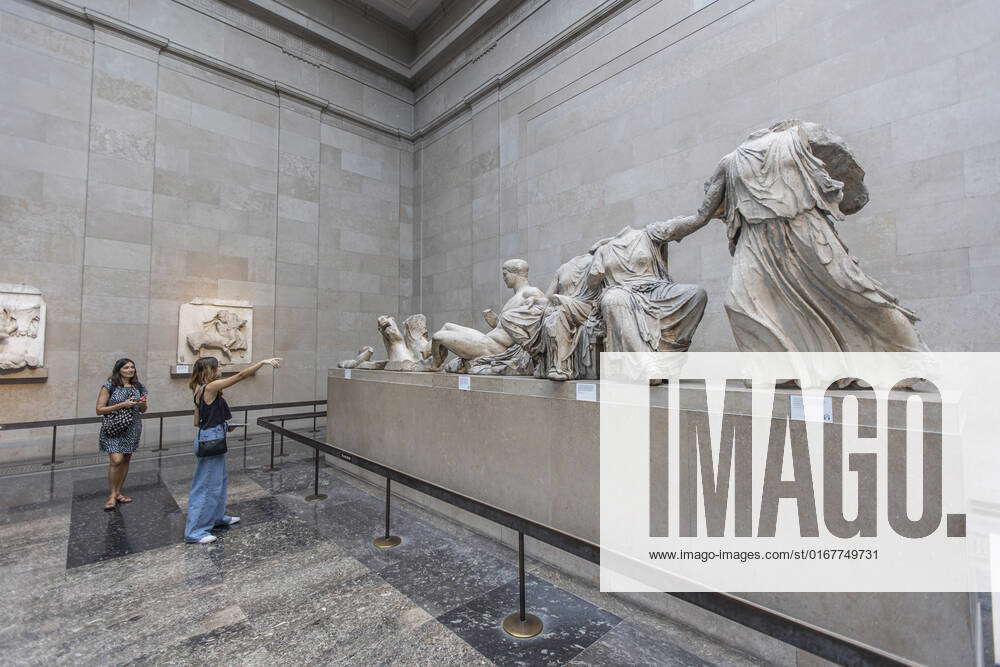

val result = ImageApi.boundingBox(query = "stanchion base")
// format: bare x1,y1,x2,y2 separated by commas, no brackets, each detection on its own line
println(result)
304,493,328,502
264,466,281,472
501,612,543,638
42,461,64,466
373,535,401,549
275,452,290,458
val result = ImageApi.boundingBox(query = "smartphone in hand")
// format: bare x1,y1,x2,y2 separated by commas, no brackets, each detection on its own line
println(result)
227,423,246,432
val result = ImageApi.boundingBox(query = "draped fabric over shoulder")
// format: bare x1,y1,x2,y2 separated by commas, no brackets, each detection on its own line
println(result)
719,126,927,354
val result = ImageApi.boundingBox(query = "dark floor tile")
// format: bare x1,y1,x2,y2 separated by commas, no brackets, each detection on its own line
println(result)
377,542,518,616
437,573,622,666
569,618,713,666
66,471,184,568
246,464,364,506
222,494,291,525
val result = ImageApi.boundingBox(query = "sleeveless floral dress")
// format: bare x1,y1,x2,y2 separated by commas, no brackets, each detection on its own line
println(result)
98,382,146,454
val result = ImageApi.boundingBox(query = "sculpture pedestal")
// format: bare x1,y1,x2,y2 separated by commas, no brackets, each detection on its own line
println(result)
0,367,48,383
327,369,980,666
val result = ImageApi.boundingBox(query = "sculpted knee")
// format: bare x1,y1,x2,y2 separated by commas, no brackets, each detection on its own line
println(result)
692,285,708,308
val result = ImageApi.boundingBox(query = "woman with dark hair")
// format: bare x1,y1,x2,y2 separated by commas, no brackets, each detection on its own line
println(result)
185,355,281,544
96,358,148,510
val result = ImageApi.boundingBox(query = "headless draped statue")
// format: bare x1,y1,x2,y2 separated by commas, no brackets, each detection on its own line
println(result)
529,226,708,381
658,120,927,355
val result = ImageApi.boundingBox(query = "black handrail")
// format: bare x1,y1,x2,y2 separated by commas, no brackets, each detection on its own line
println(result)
258,412,908,666
0,400,325,430
0,399,326,465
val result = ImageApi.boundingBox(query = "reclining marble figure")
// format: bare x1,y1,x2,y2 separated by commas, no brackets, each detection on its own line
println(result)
337,314,433,371
655,119,928,358
337,346,374,369
430,259,548,375
530,226,708,381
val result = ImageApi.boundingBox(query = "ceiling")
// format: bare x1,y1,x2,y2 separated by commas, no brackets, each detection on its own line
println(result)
356,0,442,30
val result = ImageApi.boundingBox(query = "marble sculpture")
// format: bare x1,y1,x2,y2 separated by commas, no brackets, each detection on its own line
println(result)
430,259,548,376
178,299,253,364
345,120,924,382
658,119,927,356
339,315,434,371
0,284,46,371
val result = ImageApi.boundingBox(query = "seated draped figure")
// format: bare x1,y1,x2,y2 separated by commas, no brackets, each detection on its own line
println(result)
429,259,548,375
530,225,708,381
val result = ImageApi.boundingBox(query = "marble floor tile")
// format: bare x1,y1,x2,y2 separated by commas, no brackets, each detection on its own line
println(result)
438,573,622,666
66,470,184,568
1,543,230,665
525,560,767,666
205,516,321,574
242,570,445,664
377,541,518,616
163,469,272,511
0,442,779,665
568,618,716,666
246,464,368,508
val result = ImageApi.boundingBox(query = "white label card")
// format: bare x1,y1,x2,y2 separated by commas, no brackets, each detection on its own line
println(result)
176,364,190,373
458,375,471,391
576,383,597,402
789,395,833,422
344,368,352,380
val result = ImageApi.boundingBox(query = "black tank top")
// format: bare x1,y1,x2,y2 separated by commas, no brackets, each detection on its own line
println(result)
195,387,232,429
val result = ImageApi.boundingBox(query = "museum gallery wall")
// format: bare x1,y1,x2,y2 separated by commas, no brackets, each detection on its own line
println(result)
1,0,997,462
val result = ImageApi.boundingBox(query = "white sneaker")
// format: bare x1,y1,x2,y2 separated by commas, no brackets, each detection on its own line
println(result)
197,535,217,544
223,516,240,525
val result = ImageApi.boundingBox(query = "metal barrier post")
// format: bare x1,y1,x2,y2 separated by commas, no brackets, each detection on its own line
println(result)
242,410,248,442
304,447,327,502
502,532,543,638
276,418,289,457
267,430,278,471
311,414,318,432
373,477,401,548
43,425,63,466
152,416,168,452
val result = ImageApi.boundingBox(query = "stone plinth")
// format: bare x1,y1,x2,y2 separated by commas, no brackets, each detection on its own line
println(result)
328,368,978,666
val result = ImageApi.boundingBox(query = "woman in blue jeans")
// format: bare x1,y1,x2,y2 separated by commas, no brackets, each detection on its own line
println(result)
185,355,282,544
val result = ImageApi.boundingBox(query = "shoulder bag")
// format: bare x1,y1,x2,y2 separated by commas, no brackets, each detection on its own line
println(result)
101,387,136,437
195,387,228,457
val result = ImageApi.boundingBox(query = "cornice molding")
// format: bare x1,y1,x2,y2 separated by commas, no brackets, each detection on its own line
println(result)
26,0,645,144
29,0,410,139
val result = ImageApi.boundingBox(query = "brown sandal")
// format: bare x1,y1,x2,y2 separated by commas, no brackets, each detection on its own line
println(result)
103,498,118,511
117,495,133,504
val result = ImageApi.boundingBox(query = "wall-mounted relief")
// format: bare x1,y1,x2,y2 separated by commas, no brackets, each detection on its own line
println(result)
177,298,253,365
0,284,46,372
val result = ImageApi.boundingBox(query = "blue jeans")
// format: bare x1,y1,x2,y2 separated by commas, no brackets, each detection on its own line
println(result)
184,424,231,542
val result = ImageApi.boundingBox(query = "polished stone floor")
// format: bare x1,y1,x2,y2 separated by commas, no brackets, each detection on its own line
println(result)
0,435,766,665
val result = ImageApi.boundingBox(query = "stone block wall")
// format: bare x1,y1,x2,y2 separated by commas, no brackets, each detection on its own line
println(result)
0,0,412,462
2,0,998,463
413,0,1000,355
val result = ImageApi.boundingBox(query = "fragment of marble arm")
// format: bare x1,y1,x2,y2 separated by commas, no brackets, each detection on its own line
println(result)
482,309,499,328
655,162,726,242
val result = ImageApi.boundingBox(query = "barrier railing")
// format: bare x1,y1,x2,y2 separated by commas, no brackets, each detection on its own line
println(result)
0,400,326,466
258,412,906,665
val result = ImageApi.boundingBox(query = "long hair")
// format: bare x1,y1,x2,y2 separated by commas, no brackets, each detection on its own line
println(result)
189,356,220,392
108,358,144,392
